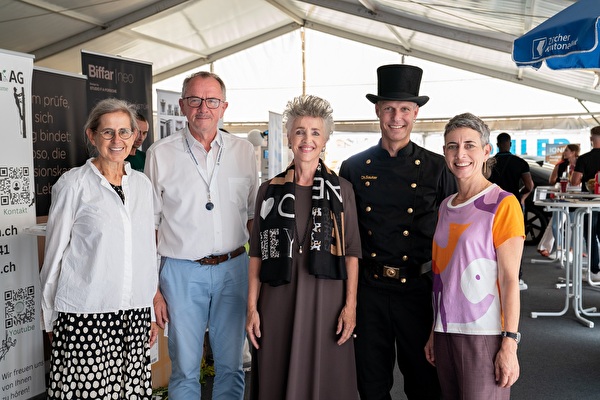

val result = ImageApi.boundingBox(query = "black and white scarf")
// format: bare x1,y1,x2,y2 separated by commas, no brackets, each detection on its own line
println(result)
258,159,346,286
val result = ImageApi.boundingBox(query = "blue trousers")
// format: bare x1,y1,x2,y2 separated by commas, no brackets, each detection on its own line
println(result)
160,255,248,399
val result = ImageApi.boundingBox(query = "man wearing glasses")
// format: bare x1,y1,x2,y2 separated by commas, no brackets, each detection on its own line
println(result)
145,71,258,399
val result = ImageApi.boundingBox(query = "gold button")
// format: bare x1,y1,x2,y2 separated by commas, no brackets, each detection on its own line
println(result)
415,159,421,166
403,230,409,236
402,255,408,261
366,159,371,165
385,269,396,278
411,183,417,188
366,206,372,212
367,230,373,236
401,278,407,283
373,274,379,279
365,181,371,187
370,252,377,258
407,208,413,214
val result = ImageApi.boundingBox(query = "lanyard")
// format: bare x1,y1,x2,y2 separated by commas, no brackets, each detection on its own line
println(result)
185,136,224,210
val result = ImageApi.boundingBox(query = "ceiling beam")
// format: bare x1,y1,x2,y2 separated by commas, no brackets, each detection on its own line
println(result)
153,22,301,82
32,0,191,61
304,21,600,104
17,0,105,26
298,0,514,53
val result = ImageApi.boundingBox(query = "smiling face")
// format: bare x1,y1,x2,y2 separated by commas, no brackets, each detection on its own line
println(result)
375,100,419,153
179,76,227,141
86,111,135,164
443,127,491,181
287,116,328,166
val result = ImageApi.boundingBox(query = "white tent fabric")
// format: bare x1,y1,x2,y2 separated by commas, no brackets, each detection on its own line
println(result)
2,0,600,125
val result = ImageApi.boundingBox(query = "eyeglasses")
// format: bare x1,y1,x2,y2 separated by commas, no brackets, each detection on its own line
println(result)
182,96,223,109
96,128,134,140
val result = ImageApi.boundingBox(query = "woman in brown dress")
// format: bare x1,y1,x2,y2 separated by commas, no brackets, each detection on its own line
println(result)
246,95,360,400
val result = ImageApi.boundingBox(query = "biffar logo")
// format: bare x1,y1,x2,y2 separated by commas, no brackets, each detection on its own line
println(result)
0,69,25,84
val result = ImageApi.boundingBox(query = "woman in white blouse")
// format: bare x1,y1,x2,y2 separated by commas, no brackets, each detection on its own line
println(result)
40,98,158,399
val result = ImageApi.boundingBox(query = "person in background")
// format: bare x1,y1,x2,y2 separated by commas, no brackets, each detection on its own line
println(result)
425,112,523,399
537,144,580,258
340,64,456,400
488,132,533,290
126,110,149,172
146,70,258,399
40,98,158,399
246,95,361,400
571,126,600,281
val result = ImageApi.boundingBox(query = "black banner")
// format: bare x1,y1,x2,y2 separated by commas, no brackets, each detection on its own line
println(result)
81,51,153,148
32,68,88,216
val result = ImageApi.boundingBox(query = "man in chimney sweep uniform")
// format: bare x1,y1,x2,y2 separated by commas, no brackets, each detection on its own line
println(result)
340,64,456,400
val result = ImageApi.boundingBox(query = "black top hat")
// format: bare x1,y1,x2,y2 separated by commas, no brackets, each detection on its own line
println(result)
366,64,429,106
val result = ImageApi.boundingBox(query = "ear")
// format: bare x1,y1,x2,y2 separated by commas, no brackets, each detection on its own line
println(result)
483,143,492,159
219,101,228,120
86,128,96,146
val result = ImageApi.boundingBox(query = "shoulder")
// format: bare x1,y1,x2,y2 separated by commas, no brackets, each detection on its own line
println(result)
147,132,183,154
343,145,377,165
222,132,254,151
414,144,445,163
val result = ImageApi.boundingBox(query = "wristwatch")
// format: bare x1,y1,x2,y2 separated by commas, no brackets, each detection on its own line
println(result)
501,331,521,344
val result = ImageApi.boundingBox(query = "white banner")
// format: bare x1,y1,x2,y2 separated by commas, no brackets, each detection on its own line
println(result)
0,49,45,399
268,111,285,178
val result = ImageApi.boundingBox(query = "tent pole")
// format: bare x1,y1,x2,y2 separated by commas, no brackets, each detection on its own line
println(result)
301,27,306,96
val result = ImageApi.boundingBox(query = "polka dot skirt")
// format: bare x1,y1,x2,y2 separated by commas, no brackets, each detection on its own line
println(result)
48,308,153,399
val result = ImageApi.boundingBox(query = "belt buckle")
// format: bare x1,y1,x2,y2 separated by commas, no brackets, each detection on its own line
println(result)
382,265,407,283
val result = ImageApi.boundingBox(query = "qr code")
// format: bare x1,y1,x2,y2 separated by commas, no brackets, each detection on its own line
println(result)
0,166,32,206
4,286,35,329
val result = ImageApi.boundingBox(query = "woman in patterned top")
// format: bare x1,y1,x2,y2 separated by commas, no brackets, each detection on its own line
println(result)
425,113,524,399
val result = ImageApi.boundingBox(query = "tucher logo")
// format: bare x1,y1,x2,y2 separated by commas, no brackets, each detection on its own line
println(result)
0,69,25,84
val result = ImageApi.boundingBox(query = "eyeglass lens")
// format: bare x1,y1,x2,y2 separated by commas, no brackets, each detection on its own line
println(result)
185,97,221,109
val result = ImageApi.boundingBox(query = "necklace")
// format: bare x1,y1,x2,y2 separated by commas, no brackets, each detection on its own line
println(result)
110,183,125,204
294,208,313,254
185,136,223,211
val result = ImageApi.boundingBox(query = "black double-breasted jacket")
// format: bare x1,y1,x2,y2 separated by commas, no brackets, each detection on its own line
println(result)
339,140,456,289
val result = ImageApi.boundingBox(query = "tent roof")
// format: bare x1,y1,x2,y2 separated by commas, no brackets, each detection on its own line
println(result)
3,0,600,121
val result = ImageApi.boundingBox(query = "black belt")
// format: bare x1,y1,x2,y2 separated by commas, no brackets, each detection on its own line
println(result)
362,260,431,283
195,246,246,265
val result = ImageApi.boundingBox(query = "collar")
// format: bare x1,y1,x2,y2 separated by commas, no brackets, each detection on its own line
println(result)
184,127,224,152
375,140,415,158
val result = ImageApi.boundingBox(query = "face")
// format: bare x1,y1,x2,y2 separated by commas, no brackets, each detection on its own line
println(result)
179,76,228,138
86,111,135,164
287,116,327,165
443,127,491,180
375,100,418,149
133,119,149,149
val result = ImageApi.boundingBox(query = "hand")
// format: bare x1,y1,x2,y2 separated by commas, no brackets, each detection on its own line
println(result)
246,309,261,349
153,290,169,329
494,340,520,388
336,305,356,345
424,330,435,366
149,322,159,347
47,332,53,343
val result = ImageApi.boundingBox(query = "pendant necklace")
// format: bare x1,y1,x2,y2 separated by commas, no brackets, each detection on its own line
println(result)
185,136,223,211
294,208,313,254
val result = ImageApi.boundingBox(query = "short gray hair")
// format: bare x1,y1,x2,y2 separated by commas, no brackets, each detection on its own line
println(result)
283,95,334,140
181,71,226,100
